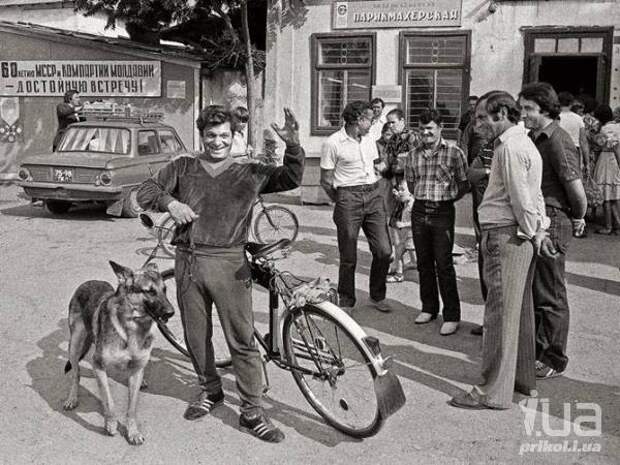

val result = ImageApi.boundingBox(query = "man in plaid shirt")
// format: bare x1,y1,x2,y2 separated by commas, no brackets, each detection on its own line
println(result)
405,109,469,335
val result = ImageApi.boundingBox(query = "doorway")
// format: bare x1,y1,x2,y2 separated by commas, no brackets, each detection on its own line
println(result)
523,27,613,105
538,55,597,98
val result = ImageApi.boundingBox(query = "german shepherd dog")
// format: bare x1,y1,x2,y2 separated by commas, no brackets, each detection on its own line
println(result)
63,261,174,445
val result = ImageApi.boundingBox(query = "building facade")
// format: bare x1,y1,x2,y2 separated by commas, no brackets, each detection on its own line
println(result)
0,21,205,179
264,0,620,201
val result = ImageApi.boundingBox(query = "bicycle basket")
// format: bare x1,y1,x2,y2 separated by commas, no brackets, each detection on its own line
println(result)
275,274,338,309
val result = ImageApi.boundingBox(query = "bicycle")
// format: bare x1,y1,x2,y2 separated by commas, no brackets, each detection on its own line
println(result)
140,196,298,257
156,238,406,437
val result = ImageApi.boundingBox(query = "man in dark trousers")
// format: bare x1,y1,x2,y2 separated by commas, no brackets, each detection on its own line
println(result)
518,83,587,379
53,90,84,151
138,106,304,442
405,109,469,335
320,100,392,313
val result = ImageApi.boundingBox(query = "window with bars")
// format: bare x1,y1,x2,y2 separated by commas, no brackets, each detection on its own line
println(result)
311,34,374,135
401,32,470,140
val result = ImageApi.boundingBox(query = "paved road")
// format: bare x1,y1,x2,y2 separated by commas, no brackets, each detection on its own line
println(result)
1,184,618,465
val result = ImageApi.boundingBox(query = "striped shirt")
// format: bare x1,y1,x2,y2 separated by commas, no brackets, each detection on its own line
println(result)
404,139,468,201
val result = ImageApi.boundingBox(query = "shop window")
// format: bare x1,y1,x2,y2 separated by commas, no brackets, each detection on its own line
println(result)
311,33,375,135
401,32,470,140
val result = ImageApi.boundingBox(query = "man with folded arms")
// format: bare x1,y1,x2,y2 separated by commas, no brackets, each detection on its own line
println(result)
450,91,555,410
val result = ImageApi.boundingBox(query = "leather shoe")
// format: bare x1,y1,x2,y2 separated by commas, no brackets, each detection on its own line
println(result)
414,312,437,324
440,321,459,336
369,298,392,313
470,324,483,336
449,392,494,410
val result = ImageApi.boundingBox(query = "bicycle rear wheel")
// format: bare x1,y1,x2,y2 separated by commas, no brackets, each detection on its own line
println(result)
159,269,232,368
282,304,383,437
253,205,299,244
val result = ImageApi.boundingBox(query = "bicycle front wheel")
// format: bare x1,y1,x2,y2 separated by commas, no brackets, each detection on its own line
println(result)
253,205,299,244
282,304,383,437
159,269,232,368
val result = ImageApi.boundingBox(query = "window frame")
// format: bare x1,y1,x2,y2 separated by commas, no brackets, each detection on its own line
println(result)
310,32,377,136
137,129,160,156
399,30,471,140
158,129,184,154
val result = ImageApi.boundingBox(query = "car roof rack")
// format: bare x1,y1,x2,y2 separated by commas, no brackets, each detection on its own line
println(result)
81,108,164,124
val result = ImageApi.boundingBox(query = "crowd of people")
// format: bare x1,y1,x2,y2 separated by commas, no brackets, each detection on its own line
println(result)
127,83,619,441
319,83,619,411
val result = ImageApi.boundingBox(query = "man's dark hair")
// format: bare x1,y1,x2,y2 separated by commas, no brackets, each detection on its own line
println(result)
478,90,521,124
370,97,385,107
418,108,442,125
579,94,598,114
386,108,405,120
593,104,613,126
196,105,234,134
342,101,372,125
63,90,79,103
468,95,479,102
518,82,561,119
557,91,575,107
381,121,392,134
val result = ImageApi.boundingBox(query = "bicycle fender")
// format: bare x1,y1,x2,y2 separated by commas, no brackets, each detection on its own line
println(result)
308,301,389,377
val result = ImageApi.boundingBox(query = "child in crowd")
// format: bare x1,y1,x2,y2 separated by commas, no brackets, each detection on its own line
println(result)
387,180,416,283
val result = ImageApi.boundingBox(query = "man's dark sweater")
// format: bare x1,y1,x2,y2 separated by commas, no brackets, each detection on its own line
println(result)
137,145,304,248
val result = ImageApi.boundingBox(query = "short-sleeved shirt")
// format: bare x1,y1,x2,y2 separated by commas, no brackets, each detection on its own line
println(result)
404,138,468,201
558,110,585,147
321,127,379,188
530,121,581,212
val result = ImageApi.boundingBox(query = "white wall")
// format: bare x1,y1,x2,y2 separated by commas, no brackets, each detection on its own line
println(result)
265,0,620,158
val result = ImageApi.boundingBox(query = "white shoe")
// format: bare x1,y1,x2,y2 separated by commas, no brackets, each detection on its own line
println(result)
414,312,437,324
440,322,460,336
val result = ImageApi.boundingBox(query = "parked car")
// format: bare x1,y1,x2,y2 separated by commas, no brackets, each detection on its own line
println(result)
16,118,191,217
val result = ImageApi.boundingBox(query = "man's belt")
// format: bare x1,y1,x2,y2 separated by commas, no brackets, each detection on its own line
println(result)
337,182,378,192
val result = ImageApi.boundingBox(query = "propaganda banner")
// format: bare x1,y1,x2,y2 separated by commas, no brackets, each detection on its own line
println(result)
0,60,161,97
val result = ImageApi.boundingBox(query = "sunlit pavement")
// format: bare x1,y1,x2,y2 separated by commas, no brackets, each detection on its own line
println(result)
1,183,618,465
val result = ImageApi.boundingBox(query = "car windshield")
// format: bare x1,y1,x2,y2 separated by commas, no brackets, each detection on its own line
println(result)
58,127,131,155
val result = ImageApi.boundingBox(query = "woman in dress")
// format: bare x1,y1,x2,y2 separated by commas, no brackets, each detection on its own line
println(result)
591,105,620,234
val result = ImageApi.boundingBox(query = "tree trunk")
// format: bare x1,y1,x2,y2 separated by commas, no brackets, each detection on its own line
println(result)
240,0,257,149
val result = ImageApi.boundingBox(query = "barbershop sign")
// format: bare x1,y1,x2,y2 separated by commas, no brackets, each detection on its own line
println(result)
0,60,161,97
333,0,462,29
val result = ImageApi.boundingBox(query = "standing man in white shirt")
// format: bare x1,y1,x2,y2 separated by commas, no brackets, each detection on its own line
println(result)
368,97,387,142
320,101,392,313
557,91,586,151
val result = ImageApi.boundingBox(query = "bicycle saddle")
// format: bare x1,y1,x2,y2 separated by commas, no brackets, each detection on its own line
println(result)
245,239,291,260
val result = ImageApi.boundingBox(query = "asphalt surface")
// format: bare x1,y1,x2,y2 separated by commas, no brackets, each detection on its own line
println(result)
1,184,618,465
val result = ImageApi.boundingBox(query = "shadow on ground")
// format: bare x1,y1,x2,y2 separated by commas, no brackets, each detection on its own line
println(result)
26,318,357,446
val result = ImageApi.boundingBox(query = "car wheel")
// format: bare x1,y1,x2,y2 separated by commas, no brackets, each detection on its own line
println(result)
45,200,72,214
121,188,144,218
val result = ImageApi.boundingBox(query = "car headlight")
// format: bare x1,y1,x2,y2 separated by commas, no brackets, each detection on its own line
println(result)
18,167,31,181
98,171,112,186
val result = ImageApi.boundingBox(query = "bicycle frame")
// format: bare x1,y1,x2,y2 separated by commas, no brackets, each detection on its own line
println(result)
248,257,392,380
